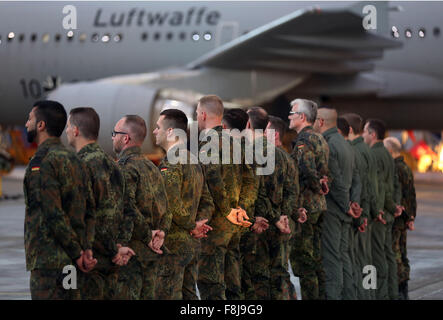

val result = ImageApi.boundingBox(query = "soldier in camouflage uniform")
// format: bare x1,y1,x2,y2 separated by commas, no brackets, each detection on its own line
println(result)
153,109,215,299
362,119,403,300
24,100,96,300
113,115,168,300
288,99,329,300
342,113,379,300
384,137,417,300
196,95,257,300
314,106,361,300
66,107,136,300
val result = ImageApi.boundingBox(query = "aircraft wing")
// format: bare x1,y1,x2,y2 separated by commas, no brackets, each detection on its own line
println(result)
187,7,401,75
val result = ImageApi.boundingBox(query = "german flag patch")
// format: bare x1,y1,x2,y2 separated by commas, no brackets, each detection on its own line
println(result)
297,144,305,149
160,167,168,172
31,166,40,172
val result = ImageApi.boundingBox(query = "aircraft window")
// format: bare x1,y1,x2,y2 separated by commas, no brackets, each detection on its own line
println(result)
434,27,440,37
391,26,400,38
55,34,61,42
141,32,148,41
179,32,186,41
8,32,15,42
203,32,212,41
405,29,412,38
42,33,50,43
166,32,173,40
19,34,25,42
31,34,37,42
91,33,99,42
154,32,161,41
114,33,123,42
79,33,87,42
418,29,425,38
192,33,200,41
101,34,110,43
67,30,74,41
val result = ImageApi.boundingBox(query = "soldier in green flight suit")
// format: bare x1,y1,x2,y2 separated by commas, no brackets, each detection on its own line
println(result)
362,119,403,300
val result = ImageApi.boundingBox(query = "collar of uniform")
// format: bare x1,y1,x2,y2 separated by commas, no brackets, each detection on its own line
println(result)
37,137,61,151
372,141,384,149
199,125,223,145
164,143,188,163
299,125,313,134
350,136,364,146
322,127,339,138
118,146,141,161
77,142,100,157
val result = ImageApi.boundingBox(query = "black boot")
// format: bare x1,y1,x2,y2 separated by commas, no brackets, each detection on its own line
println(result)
399,281,409,300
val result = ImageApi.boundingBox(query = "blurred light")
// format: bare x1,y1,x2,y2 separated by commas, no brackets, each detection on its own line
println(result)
91,33,99,42
192,33,200,41
79,33,87,42
405,29,412,38
101,34,110,43
8,32,15,40
419,29,425,38
114,34,122,42
203,33,212,41
42,33,50,43
391,26,398,33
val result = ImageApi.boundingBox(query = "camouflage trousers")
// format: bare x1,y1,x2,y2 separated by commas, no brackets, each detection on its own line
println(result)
290,213,325,300
30,268,81,300
353,223,375,300
78,267,120,300
321,212,354,300
155,251,194,300
198,216,243,300
116,257,158,300
241,225,292,300
182,241,201,300
393,226,410,285
371,221,399,300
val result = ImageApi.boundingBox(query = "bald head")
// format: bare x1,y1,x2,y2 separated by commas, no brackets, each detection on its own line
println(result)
384,136,402,158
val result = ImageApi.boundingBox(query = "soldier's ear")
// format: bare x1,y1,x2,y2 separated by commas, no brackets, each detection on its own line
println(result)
37,120,46,132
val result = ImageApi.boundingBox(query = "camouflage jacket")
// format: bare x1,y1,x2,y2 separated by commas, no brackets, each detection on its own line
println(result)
255,141,299,224
291,125,329,221
159,146,214,254
77,142,126,267
323,127,358,222
24,138,95,271
117,146,168,263
198,126,256,225
370,141,399,223
394,156,417,226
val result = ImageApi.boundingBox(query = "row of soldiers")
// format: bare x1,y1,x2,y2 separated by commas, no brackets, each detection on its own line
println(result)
23,96,415,300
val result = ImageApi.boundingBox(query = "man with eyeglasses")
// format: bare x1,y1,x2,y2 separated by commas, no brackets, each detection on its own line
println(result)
112,115,168,300
288,99,329,300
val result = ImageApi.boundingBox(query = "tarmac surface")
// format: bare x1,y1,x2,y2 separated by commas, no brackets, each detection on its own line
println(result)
0,167,442,300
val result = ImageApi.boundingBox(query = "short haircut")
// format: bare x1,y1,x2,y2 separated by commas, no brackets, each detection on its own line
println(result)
342,113,363,135
366,119,386,140
384,137,402,154
33,100,67,137
337,117,350,137
268,115,287,138
198,95,224,117
290,98,317,124
160,108,188,132
247,107,269,130
223,108,249,130
69,107,100,140
123,115,147,143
